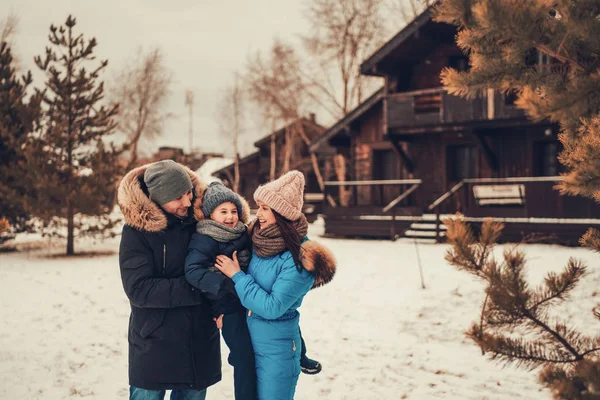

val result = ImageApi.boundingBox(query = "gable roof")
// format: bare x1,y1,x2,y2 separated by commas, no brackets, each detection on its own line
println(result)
310,87,384,152
360,2,455,77
211,151,260,177
253,118,325,148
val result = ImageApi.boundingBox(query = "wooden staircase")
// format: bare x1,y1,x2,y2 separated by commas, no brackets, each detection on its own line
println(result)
402,214,449,243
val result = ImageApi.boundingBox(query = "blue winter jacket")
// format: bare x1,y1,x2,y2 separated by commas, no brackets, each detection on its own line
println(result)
185,231,252,316
232,249,314,320
231,239,337,400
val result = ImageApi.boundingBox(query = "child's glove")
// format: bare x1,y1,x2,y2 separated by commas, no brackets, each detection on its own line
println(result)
237,249,252,270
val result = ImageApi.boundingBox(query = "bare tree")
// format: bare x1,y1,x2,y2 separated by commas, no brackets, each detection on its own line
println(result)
113,47,172,169
302,0,387,118
246,40,307,178
385,0,431,26
246,39,336,205
217,73,244,192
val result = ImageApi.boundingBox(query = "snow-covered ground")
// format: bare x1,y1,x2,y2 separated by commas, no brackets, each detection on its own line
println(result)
1,218,599,399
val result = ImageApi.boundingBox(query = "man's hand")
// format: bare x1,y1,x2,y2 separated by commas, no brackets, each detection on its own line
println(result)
213,314,224,329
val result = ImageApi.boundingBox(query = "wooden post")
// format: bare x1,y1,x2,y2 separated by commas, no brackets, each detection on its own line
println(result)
391,210,397,242
435,209,441,244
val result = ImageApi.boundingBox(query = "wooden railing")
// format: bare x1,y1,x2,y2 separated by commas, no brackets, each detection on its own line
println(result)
323,179,422,212
426,176,600,242
387,87,524,129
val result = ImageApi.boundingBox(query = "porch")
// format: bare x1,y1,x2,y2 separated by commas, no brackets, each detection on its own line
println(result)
321,177,600,245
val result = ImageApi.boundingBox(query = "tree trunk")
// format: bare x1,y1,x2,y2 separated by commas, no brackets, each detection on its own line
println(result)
270,122,276,180
282,125,292,174
334,153,349,206
233,77,240,193
294,120,336,207
233,153,240,193
66,198,74,255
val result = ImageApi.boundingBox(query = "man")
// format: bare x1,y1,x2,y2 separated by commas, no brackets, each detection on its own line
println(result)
117,159,221,400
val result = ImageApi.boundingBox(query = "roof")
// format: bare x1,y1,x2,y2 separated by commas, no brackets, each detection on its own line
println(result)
361,3,451,76
211,151,260,176
195,157,234,184
310,87,384,152
253,118,325,148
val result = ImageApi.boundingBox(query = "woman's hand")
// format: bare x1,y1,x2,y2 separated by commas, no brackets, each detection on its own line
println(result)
214,251,241,278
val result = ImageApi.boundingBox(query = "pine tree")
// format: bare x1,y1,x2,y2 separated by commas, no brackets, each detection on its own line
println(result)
29,16,121,256
433,1,600,396
0,42,41,232
444,216,600,399
434,0,600,201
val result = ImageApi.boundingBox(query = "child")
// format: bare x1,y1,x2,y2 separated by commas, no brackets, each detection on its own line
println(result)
185,182,256,400
185,182,321,399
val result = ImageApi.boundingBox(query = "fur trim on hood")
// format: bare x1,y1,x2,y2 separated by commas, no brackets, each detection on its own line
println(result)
246,219,336,288
117,162,253,233
301,240,336,289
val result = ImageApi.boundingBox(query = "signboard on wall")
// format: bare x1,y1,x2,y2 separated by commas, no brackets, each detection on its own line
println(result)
473,184,526,206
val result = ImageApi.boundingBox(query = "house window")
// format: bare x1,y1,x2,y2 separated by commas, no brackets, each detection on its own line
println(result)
373,149,399,181
505,90,518,106
447,145,475,182
525,49,551,68
534,142,558,176
448,55,470,72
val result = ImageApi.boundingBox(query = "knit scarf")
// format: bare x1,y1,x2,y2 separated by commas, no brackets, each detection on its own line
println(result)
252,214,308,258
196,219,247,242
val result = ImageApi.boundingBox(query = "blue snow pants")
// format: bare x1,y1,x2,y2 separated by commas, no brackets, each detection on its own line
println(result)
246,311,301,400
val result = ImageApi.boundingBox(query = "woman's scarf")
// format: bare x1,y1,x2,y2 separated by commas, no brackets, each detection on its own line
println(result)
252,214,308,258
196,219,247,242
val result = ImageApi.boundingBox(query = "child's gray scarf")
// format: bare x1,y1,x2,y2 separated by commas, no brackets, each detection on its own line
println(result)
196,220,247,242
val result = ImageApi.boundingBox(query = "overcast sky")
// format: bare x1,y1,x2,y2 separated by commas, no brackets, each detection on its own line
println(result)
4,0,322,157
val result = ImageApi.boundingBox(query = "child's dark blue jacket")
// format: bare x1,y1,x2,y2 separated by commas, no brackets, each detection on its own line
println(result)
185,231,252,316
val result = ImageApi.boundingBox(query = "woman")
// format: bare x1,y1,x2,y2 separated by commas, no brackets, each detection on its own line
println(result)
214,170,336,400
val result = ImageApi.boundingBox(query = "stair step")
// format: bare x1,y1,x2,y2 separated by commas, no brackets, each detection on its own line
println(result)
410,223,448,230
405,238,438,244
405,229,446,238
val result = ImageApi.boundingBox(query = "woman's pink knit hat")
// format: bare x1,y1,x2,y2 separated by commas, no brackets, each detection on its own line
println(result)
254,170,305,221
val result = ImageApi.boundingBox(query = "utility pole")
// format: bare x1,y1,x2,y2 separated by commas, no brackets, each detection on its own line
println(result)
185,89,194,153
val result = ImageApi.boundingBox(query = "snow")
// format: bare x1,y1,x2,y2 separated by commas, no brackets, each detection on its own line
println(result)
1,217,599,399
195,157,234,184
357,213,600,225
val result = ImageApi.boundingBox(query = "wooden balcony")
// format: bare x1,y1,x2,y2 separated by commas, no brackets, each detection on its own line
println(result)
387,87,524,131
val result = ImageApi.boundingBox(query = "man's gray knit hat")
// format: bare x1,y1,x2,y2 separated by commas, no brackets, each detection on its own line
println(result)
144,160,193,205
201,181,243,217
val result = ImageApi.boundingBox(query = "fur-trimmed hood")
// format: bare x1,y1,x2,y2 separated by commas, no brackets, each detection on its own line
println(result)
301,240,336,289
117,163,251,232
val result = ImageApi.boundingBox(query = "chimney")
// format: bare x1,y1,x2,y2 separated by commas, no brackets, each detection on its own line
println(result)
309,112,316,124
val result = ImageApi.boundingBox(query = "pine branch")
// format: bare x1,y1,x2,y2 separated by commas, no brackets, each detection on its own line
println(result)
529,259,586,311
469,326,579,369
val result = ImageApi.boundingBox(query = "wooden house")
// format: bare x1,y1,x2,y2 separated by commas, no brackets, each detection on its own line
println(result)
310,6,600,244
213,117,333,219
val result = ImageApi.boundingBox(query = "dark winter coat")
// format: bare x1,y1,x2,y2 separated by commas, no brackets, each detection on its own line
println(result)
117,163,222,391
185,229,252,316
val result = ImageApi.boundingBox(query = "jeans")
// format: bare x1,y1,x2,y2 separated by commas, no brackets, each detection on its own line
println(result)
129,386,207,400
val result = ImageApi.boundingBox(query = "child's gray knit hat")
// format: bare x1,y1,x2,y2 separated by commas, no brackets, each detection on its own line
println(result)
201,181,243,217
